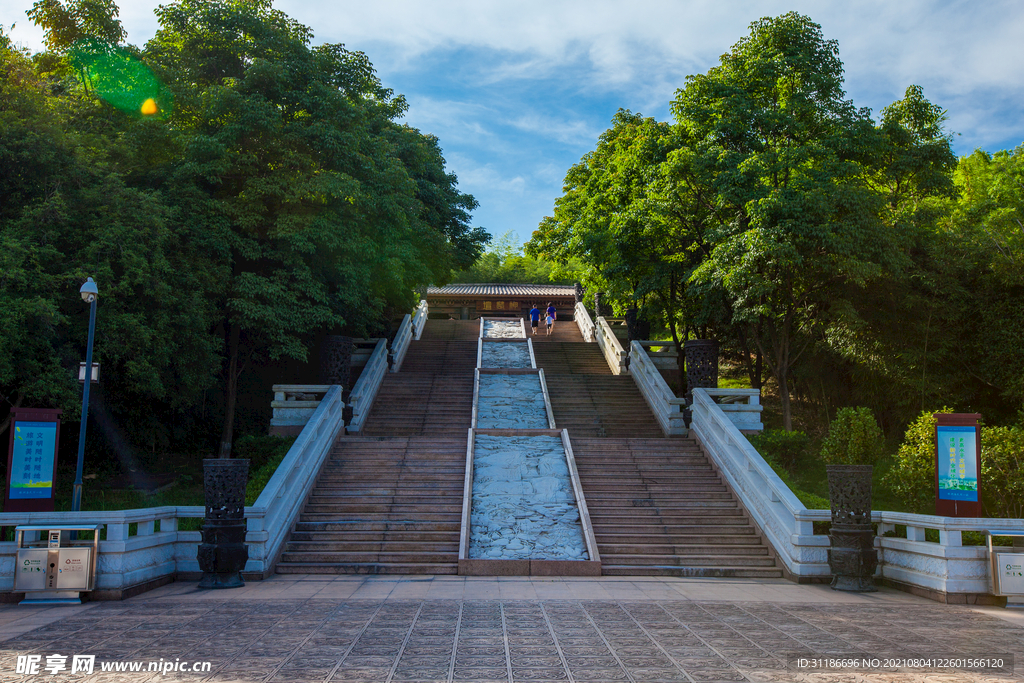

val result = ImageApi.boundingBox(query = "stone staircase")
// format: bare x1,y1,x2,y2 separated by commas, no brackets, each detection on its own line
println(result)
572,437,781,577
361,340,476,437
278,316,780,579
276,436,464,574
533,341,663,438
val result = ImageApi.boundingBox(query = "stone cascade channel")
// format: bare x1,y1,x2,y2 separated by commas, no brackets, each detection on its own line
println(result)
462,319,597,569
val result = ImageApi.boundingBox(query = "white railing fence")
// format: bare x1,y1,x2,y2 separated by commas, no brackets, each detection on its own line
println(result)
629,341,686,436
691,387,1024,599
0,386,347,595
346,338,387,433
574,301,595,342
413,299,428,340
595,317,628,375
703,388,764,432
391,313,413,372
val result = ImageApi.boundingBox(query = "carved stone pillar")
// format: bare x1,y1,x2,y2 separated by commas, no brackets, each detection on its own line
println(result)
320,335,353,400
683,339,719,402
593,292,612,318
574,282,584,304
198,458,249,589
625,308,651,342
826,465,877,591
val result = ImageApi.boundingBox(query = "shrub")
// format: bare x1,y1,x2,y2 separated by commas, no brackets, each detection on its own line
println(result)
233,435,296,505
884,407,954,513
820,407,883,466
981,425,1024,519
747,429,811,471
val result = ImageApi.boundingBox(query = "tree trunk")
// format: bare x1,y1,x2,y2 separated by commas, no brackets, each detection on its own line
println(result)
218,321,241,458
779,369,792,432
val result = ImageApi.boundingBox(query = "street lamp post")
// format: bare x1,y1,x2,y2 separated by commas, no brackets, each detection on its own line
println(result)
72,277,98,513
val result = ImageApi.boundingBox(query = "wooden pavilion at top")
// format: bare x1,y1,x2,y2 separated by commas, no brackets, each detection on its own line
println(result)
426,284,577,320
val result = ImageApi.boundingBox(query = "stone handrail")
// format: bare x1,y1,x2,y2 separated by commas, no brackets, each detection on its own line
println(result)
703,388,764,432
0,386,347,595
0,505,202,596
248,384,345,576
346,337,387,433
391,313,413,372
629,341,686,436
689,387,824,578
595,317,628,375
574,301,595,342
412,299,428,340
692,386,1024,598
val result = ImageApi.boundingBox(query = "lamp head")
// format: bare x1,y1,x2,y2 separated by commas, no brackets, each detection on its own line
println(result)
80,277,98,303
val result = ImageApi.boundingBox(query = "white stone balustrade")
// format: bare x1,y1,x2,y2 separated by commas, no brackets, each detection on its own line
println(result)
595,317,628,375
574,301,595,342
0,385,346,596
628,341,686,436
691,386,1024,600
346,338,387,434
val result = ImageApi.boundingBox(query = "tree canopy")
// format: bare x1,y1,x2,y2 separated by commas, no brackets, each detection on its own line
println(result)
529,12,1020,434
0,0,487,452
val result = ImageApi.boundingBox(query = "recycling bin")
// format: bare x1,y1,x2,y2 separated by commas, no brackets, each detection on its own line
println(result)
14,525,101,604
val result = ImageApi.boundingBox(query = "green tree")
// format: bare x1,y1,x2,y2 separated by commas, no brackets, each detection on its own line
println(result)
675,13,886,430
145,0,482,456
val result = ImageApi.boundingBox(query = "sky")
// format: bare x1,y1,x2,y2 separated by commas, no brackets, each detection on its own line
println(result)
4,0,1024,247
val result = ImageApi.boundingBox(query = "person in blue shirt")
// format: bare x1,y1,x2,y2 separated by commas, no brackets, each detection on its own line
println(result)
529,304,540,335
546,302,557,336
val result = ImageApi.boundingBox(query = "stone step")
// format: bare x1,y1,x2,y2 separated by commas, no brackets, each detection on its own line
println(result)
281,550,458,564
286,541,459,553
294,520,461,532
594,532,758,544
601,553,777,567
598,544,770,556
300,503,463,514
276,562,459,575
601,565,783,578
591,521,755,533
288,531,457,543
299,512,462,522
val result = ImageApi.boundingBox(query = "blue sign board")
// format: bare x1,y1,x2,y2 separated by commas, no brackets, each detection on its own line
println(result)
10,421,57,499
936,425,978,502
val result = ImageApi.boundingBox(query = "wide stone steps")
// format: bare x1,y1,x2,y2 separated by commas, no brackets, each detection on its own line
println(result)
572,437,782,579
531,342,611,374
542,376,662,438
361,373,473,436
277,434,465,575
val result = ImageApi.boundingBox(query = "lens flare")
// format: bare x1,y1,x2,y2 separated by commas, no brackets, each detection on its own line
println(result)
69,39,172,117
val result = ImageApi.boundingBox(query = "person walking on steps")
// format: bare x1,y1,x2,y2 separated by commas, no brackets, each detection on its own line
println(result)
546,302,556,336
529,304,540,336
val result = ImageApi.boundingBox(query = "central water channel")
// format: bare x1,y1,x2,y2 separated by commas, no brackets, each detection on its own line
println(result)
467,319,590,562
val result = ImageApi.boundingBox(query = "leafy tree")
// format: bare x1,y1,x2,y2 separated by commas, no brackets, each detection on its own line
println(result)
145,0,482,456
675,13,887,430
457,231,576,284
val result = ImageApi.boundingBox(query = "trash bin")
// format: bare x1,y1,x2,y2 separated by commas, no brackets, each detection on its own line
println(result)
987,530,1024,600
14,525,101,604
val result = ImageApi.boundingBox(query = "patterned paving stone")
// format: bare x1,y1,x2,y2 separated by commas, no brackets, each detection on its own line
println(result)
0,599,1022,682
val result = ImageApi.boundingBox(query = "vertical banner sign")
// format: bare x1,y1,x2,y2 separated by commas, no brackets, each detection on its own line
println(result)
933,413,982,518
5,408,62,513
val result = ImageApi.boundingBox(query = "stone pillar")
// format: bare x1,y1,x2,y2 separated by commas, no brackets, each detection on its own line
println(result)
683,339,718,427
593,292,612,318
826,465,877,591
320,335,353,400
574,282,584,304
198,458,249,589
625,308,650,342
683,339,719,402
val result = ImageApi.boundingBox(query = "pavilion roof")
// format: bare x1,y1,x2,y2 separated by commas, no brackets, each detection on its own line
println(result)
427,284,575,298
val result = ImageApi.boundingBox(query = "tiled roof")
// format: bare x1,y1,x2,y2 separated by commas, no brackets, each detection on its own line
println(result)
427,284,576,297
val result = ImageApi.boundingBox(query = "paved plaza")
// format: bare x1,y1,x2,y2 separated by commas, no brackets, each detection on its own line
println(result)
0,576,1022,683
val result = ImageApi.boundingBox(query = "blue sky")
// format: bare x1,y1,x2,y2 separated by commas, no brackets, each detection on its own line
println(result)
4,0,1023,247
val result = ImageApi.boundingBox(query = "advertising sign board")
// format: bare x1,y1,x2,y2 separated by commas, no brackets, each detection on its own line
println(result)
934,413,982,517
4,408,61,512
